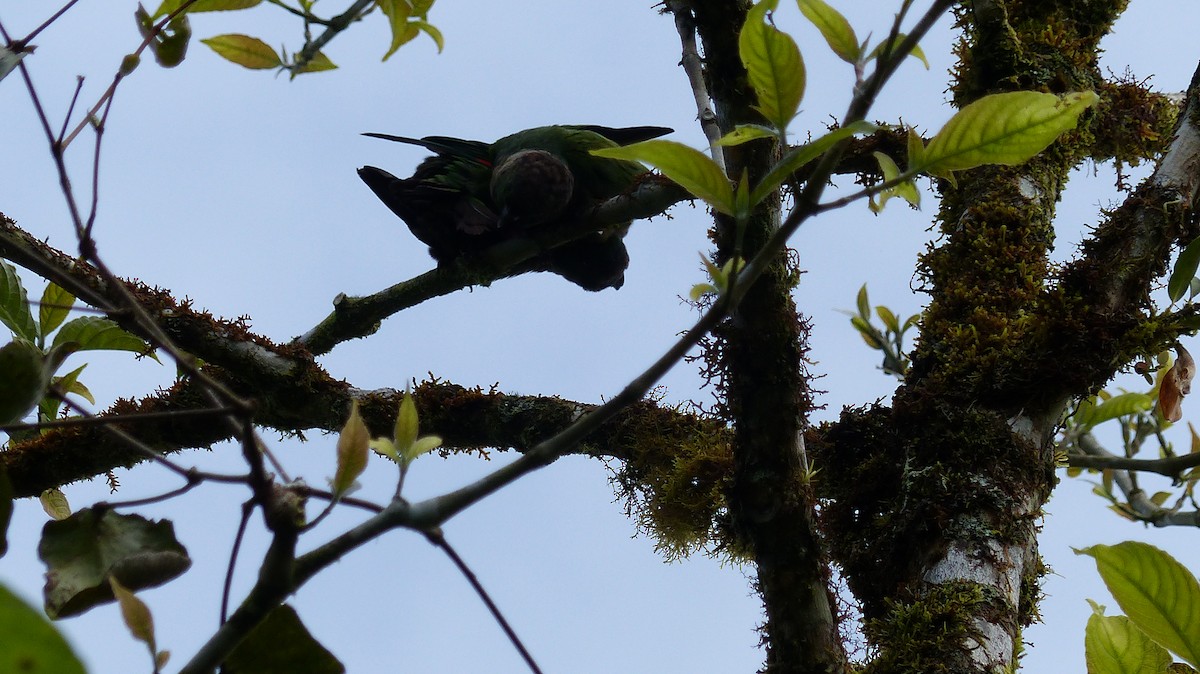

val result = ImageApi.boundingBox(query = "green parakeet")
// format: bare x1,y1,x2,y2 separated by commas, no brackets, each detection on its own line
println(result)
358,124,671,291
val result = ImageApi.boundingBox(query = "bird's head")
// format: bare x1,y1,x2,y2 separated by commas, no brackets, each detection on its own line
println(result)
489,149,575,229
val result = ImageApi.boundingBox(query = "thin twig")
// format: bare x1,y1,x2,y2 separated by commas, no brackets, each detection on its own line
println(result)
428,530,544,674
13,0,84,47
221,501,254,624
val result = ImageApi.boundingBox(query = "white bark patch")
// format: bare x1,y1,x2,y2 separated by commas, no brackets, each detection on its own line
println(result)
1016,177,1041,202
923,539,1023,607
923,537,1027,669
1154,97,1200,204
964,620,1013,669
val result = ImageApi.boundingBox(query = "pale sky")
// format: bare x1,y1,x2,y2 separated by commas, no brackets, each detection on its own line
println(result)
2,1,1199,671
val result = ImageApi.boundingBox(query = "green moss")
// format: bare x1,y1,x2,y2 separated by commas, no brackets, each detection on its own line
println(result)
862,582,990,674
609,399,741,561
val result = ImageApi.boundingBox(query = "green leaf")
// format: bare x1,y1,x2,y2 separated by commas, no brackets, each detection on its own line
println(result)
716,124,778,147
1085,612,1173,674
593,140,735,215
39,509,192,619
0,339,48,425
739,0,805,130
223,604,344,674
153,0,261,17
797,0,860,64
922,91,1099,179
750,120,879,205
201,34,282,69
152,14,191,68
331,402,370,498
0,260,37,342
867,33,930,69
1170,237,1200,303
0,583,86,674
51,316,155,360
38,283,74,338
1079,541,1200,666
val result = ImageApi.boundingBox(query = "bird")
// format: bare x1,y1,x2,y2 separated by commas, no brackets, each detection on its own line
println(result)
358,124,672,291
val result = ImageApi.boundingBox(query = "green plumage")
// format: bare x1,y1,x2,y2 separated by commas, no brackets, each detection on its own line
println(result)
358,124,670,291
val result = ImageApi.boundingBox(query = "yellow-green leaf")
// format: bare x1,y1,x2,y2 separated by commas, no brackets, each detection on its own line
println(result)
403,435,442,465
38,284,74,338
850,316,882,349
716,124,777,147
906,125,925,168
395,394,419,451
593,141,735,215
200,34,282,69
110,577,156,653
739,0,805,130
923,91,1098,178
689,283,719,301
856,284,870,319
379,0,418,61
414,20,444,53
867,33,929,69
39,488,71,520
1079,542,1200,667
797,0,860,64
869,151,919,213
369,438,400,463
876,305,900,333
332,402,370,497
294,51,337,74
1085,612,1173,674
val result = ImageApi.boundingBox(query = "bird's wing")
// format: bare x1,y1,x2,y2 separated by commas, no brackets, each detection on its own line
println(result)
568,125,673,145
362,132,491,164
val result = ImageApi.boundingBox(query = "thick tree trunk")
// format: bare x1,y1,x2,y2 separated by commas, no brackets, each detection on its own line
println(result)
814,2,1192,671
687,1,846,671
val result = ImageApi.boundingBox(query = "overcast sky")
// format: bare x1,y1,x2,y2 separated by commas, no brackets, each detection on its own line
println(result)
2,1,1200,671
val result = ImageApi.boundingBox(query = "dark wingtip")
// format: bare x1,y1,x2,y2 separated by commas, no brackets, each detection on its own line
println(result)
362,132,419,143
